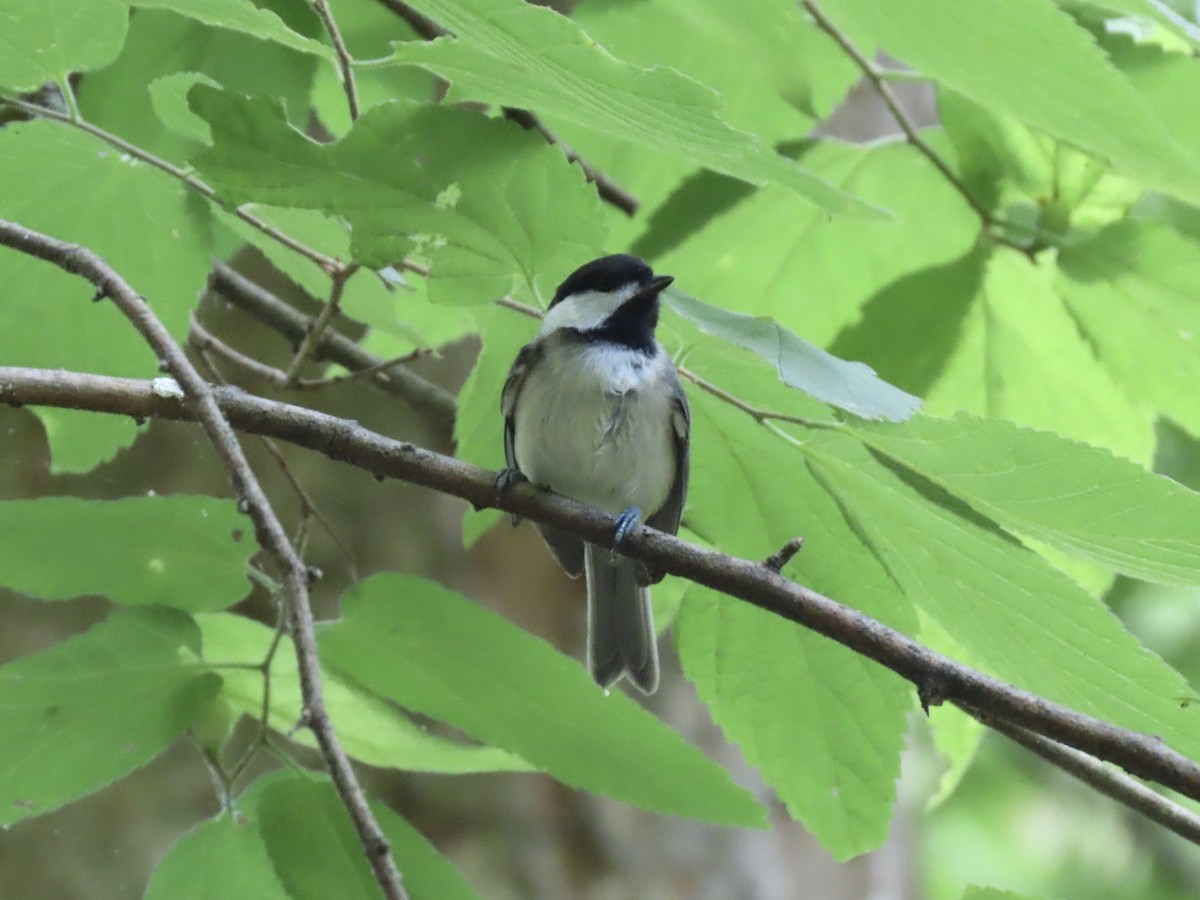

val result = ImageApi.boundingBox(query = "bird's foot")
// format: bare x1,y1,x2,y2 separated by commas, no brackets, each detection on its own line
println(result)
611,506,642,560
488,468,528,525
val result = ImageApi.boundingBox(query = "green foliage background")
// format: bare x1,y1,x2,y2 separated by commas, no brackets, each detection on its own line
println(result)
3,0,1200,897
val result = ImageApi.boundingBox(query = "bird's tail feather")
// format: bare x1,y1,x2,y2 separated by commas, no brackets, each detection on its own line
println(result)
585,543,659,694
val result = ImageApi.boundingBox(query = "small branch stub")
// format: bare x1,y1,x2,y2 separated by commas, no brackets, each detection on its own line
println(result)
763,536,805,573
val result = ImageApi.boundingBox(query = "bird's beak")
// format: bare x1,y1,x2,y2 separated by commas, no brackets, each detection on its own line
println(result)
627,275,674,303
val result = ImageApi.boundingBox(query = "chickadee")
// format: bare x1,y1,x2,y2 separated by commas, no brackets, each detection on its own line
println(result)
501,254,690,694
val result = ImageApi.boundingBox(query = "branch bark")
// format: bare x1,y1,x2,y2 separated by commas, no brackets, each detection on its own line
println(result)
5,365,1200,823
0,222,408,900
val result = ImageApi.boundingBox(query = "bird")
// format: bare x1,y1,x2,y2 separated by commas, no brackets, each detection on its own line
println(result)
500,254,690,694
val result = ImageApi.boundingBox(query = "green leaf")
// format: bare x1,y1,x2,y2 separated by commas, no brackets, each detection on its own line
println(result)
924,249,1154,464
817,0,1200,203
129,0,332,60
257,776,380,900
197,612,530,773
919,613,986,809
0,607,219,826
0,0,128,90
145,806,289,900
848,413,1200,586
657,139,978,346
679,587,908,859
257,773,480,900
149,72,221,143
680,392,914,857
830,246,988,400
961,889,1049,900
0,120,216,471
1056,221,1200,438
666,290,921,421
0,496,250,610
571,0,851,138
78,8,317,160
381,0,882,217
1106,35,1200,186
802,432,1200,761
318,573,765,827
189,86,605,305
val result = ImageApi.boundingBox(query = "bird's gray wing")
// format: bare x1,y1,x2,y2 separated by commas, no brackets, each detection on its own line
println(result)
640,371,690,585
502,339,585,578
501,340,540,472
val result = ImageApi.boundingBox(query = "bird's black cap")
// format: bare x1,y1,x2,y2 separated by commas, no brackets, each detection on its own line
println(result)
549,254,656,308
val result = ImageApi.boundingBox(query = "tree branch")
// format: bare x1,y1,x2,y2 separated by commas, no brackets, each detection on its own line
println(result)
373,0,640,216
800,0,1034,256
6,365,1200,827
963,703,1200,846
0,223,408,900
208,262,457,429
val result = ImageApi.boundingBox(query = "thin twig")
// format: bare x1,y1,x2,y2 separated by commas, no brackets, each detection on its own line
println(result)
0,93,344,274
501,107,640,215
10,365,1200,822
283,264,359,385
800,0,1033,256
191,314,290,388
194,338,361,583
209,262,457,428
373,0,639,215
679,366,836,430
192,315,430,396
964,703,1200,846
497,295,542,319
313,0,361,121
0,225,408,900
298,349,434,390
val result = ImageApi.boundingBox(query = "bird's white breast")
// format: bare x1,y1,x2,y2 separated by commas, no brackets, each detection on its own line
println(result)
513,340,677,516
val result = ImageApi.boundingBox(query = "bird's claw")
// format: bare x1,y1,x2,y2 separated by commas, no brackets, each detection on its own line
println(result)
611,506,642,560
491,468,528,524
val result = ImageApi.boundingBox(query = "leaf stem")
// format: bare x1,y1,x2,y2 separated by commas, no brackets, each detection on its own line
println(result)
313,0,361,121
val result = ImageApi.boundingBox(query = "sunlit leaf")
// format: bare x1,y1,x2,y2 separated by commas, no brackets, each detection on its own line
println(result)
818,0,1200,203
381,0,882,217
803,432,1200,762
667,290,921,421
318,573,765,827
658,139,977,346
680,393,915,858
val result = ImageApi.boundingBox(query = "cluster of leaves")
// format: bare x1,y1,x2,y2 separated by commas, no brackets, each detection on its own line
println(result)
3,0,1200,897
